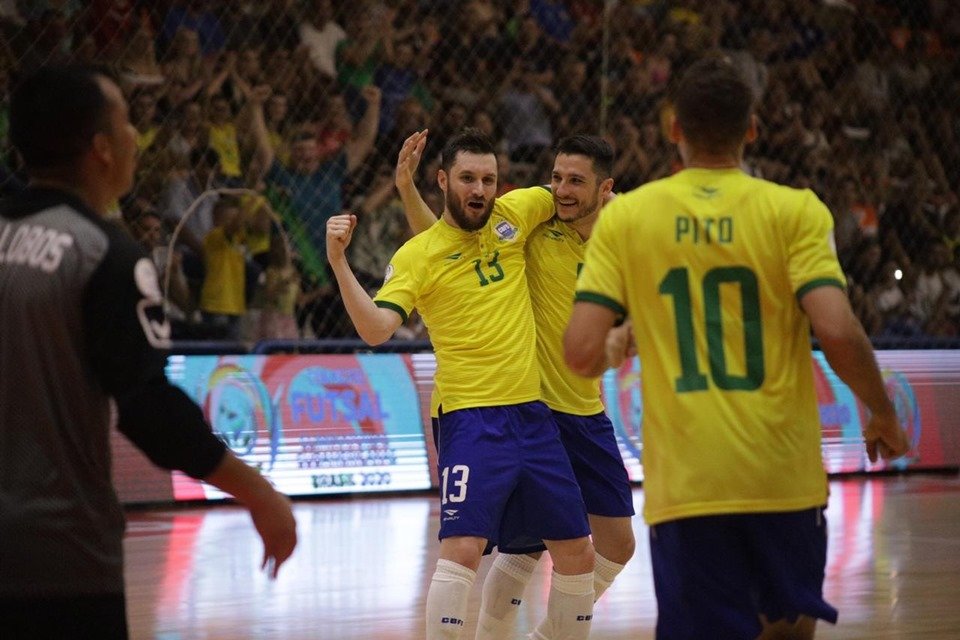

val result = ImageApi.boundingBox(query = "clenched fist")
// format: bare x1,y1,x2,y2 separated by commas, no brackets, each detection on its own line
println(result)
326,213,357,262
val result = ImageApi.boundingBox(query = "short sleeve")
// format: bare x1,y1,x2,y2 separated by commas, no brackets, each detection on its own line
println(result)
496,186,555,232
575,199,627,320
373,242,423,323
787,190,847,299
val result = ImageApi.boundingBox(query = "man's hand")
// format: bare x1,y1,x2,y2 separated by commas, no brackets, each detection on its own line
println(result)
605,320,635,369
360,84,382,106
249,84,272,105
326,213,358,262
396,129,428,191
247,489,297,579
863,412,911,463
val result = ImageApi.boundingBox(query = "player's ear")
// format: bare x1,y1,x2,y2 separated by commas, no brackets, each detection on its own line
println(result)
91,131,113,166
599,176,614,198
437,168,448,193
745,114,759,144
668,114,682,144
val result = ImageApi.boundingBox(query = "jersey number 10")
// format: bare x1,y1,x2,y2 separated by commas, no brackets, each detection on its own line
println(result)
659,266,765,392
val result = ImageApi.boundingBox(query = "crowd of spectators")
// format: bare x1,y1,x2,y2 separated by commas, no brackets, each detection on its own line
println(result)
1,0,958,343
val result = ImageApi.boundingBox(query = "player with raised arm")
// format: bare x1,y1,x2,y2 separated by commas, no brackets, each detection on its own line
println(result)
326,129,595,640
394,131,637,640
564,57,910,640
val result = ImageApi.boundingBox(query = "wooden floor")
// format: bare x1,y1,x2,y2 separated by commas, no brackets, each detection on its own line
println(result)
124,473,960,639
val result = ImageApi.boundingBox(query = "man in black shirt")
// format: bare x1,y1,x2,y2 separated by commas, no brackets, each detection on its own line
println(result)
0,66,297,639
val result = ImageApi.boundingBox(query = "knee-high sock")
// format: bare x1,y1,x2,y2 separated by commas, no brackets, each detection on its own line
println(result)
529,571,594,640
593,553,626,601
476,553,540,640
426,559,477,640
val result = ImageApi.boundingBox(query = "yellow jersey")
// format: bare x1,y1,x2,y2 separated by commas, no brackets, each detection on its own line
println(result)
200,228,246,315
527,217,604,415
576,168,845,525
375,187,554,412
208,123,242,178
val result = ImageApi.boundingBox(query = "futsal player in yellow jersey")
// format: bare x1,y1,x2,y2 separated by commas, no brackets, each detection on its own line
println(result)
394,133,637,639
565,57,911,640
327,130,595,640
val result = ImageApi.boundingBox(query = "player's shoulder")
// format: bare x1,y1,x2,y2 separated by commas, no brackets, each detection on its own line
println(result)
494,185,552,214
391,221,450,263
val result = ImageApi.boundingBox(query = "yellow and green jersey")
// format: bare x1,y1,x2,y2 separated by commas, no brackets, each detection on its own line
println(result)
576,168,845,525
375,187,554,412
527,217,604,415
208,123,241,178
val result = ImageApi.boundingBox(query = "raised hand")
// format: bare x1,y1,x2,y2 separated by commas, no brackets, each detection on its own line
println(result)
326,213,358,262
396,129,428,190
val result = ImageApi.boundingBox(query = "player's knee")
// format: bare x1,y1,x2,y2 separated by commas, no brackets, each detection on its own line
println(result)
757,615,817,640
604,530,636,566
439,536,486,571
544,536,595,575
590,517,636,565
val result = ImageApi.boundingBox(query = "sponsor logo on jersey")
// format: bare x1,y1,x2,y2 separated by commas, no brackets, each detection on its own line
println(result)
383,263,395,283
444,252,462,261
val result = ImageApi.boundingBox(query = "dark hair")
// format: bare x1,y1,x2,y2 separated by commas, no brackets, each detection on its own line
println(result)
440,128,496,174
673,57,754,155
10,65,112,172
555,135,614,179
189,147,220,169
291,131,316,144
212,196,241,216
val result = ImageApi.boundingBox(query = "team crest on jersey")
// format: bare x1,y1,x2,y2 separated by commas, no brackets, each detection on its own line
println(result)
383,263,395,283
494,220,518,241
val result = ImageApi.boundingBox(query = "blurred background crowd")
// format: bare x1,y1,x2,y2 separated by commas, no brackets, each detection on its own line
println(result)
1,0,958,344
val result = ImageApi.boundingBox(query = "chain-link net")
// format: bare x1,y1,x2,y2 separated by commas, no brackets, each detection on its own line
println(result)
1,0,958,343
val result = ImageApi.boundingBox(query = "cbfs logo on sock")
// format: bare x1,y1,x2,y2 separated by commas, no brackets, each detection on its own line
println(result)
576,615,593,622
441,617,464,626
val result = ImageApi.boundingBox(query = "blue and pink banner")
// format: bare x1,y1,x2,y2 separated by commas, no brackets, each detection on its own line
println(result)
164,354,431,500
601,349,959,481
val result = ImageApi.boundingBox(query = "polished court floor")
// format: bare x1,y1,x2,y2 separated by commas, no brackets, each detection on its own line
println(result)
124,473,960,639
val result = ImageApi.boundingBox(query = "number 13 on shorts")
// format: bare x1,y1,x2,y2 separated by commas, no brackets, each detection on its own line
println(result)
441,465,470,505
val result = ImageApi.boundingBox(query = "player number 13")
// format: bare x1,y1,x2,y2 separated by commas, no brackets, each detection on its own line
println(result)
658,266,765,392
441,465,470,505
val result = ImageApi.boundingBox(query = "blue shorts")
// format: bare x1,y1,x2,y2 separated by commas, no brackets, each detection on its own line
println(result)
433,402,589,546
650,507,838,640
498,410,635,554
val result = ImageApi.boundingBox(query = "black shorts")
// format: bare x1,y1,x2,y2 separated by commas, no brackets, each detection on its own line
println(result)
0,592,128,640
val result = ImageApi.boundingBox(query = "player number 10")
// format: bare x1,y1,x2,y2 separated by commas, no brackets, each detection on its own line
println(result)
658,266,765,392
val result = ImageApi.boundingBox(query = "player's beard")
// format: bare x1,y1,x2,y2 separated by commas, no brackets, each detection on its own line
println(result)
447,191,495,231
555,190,601,224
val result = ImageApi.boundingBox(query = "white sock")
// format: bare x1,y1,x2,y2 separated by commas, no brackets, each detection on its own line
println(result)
593,553,626,601
530,571,594,640
426,559,477,640
476,553,540,640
